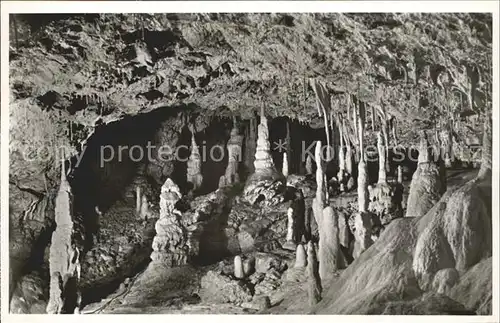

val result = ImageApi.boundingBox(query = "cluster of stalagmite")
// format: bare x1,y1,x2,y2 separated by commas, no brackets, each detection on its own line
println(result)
150,178,188,266
47,159,82,314
220,119,244,188
187,125,203,190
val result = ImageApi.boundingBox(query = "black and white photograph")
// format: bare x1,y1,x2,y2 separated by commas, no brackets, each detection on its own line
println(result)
1,1,498,320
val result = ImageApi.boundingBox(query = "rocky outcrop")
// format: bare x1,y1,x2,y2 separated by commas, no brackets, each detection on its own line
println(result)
200,270,252,304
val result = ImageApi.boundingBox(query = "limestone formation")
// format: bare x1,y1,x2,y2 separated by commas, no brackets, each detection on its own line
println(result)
307,241,322,306
282,152,289,178
368,183,403,226
377,132,387,184
151,178,188,266
319,206,346,281
244,117,257,174
295,244,307,268
187,127,203,190
345,145,353,178
477,115,492,179
234,255,245,279
220,120,244,187
47,159,82,314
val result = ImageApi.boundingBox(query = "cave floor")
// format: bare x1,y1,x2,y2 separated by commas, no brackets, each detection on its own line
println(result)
81,168,479,315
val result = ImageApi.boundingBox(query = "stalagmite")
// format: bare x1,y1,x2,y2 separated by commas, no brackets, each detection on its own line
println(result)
136,186,141,214
352,100,372,258
312,141,326,226
220,120,244,187
477,115,492,179
47,158,82,314
139,195,151,220
319,206,345,281
234,255,244,279
397,165,403,183
282,152,289,178
337,121,346,191
352,212,373,259
406,132,445,218
377,131,387,184
187,126,203,190
283,207,296,250
244,117,257,174
245,105,282,184
295,244,307,268
306,241,322,306
345,144,353,179
305,154,313,175
151,178,188,266
418,131,430,164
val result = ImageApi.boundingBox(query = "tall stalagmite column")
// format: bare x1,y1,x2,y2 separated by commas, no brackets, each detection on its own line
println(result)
220,120,244,187
318,206,345,281
245,105,282,185
312,141,327,226
377,131,387,184
187,126,203,190
337,120,346,191
151,178,188,266
47,158,82,314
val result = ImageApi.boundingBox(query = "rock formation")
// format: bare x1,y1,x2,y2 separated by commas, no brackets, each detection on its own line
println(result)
151,178,188,266
306,241,322,306
318,206,345,281
220,119,244,187
377,131,387,184
234,255,245,279
312,141,327,226
406,132,445,218
295,244,307,268
283,207,296,250
305,155,313,175
397,165,403,183
47,159,82,314
249,105,281,182
243,106,284,205
282,152,289,178
187,126,203,190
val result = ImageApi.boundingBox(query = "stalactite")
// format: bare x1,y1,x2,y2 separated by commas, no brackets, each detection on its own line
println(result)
285,119,292,174
136,186,141,215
